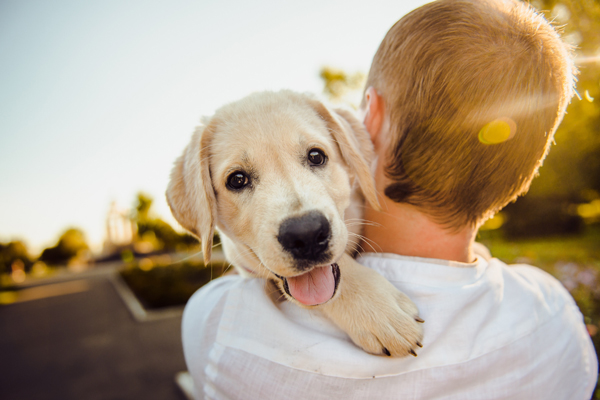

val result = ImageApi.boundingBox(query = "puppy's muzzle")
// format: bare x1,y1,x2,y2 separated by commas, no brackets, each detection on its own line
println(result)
277,211,331,265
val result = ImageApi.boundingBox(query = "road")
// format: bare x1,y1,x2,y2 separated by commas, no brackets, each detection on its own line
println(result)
0,268,189,400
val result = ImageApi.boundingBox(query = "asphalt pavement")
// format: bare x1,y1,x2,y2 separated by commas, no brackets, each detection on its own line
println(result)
0,268,189,400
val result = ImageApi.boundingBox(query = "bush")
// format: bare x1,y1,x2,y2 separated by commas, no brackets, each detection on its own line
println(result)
120,259,228,309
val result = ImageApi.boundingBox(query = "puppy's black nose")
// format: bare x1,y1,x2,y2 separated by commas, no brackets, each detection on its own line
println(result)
277,211,331,262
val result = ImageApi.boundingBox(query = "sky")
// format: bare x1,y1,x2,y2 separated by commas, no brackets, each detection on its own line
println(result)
0,0,431,254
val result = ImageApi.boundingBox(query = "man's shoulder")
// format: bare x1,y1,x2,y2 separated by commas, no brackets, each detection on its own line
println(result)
494,259,576,310
186,274,242,306
183,275,261,325
489,260,593,360
181,275,271,374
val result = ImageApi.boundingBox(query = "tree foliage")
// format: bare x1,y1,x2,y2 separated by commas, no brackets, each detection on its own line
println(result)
0,241,32,274
39,228,89,266
320,67,365,107
131,192,199,252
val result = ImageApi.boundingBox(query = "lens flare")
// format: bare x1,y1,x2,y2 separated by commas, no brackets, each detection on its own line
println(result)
478,118,516,145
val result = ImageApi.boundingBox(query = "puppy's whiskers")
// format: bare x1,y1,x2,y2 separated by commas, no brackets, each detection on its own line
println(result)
346,236,369,252
358,235,382,254
345,218,383,228
348,231,381,254
226,247,259,272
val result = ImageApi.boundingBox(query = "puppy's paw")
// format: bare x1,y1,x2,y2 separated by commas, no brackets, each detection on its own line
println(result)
320,254,424,357
346,286,423,357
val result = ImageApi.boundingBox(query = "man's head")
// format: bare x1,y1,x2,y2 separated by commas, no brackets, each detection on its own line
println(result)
362,0,575,229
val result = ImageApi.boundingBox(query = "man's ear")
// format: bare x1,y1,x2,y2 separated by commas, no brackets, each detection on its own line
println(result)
307,98,381,211
166,121,217,264
362,86,385,147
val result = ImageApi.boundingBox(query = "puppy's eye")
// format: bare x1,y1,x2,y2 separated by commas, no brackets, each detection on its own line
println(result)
308,148,327,166
226,171,250,190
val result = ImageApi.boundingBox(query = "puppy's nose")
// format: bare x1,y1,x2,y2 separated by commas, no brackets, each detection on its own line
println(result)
277,211,331,261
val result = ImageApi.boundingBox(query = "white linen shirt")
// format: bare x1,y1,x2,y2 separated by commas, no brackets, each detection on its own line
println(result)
182,252,598,400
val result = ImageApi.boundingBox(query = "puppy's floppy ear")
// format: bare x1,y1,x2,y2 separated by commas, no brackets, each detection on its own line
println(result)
166,121,217,264
308,99,381,211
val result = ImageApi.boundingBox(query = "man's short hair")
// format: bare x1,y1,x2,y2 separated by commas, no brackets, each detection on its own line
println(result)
366,0,576,229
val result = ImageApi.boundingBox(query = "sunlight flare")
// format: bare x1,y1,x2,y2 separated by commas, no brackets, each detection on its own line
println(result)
478,118,517,145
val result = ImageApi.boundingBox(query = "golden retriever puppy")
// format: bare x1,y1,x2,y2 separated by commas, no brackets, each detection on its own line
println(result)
167,90,423,357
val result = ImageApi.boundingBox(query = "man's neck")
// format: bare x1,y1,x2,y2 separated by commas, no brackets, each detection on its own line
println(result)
361,195,477,263
359,95,477,263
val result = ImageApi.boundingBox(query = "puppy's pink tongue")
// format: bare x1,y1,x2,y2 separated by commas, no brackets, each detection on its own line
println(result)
286,265,335,306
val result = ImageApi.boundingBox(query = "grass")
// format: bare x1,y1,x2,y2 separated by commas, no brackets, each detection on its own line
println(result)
477,224,600,273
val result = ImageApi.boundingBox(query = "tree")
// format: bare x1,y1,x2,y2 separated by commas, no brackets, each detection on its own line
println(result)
39,228,89,266
131,192,199,253
0,241,32,274
319,67,365,107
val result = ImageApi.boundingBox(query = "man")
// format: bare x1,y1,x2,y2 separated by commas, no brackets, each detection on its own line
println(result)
182,0,598,398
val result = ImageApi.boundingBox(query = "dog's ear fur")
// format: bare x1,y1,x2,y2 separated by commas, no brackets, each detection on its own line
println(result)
307,99,381,211
166,122,217,264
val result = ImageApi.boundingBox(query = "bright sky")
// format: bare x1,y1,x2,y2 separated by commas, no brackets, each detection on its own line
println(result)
0,0,429,255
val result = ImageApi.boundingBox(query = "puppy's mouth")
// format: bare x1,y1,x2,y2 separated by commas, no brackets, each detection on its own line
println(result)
274,264,340,306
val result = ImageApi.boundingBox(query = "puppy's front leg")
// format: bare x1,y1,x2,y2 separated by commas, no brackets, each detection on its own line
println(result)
320,253,424,357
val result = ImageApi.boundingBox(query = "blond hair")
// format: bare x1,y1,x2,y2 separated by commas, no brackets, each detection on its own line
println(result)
366,0,575,228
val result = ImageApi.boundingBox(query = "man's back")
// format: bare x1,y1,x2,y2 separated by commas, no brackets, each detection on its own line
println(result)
182,252,597,399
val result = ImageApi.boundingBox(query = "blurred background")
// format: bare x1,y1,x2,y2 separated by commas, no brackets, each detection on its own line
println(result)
0,0,598,399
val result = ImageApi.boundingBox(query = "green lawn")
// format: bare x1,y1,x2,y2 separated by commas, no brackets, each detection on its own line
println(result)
478,225,600,272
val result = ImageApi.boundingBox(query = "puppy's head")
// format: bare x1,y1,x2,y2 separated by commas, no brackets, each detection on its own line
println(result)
167,91,378,306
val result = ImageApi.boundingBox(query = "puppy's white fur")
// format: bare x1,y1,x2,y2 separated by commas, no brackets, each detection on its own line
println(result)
167,90,423,357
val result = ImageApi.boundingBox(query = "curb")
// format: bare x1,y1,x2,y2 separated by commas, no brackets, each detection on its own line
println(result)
109,273,184,322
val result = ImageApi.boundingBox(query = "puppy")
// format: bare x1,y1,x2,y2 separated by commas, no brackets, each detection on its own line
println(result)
167,90,423,357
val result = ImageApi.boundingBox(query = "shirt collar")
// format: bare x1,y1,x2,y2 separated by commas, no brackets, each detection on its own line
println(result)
357,252,490,288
